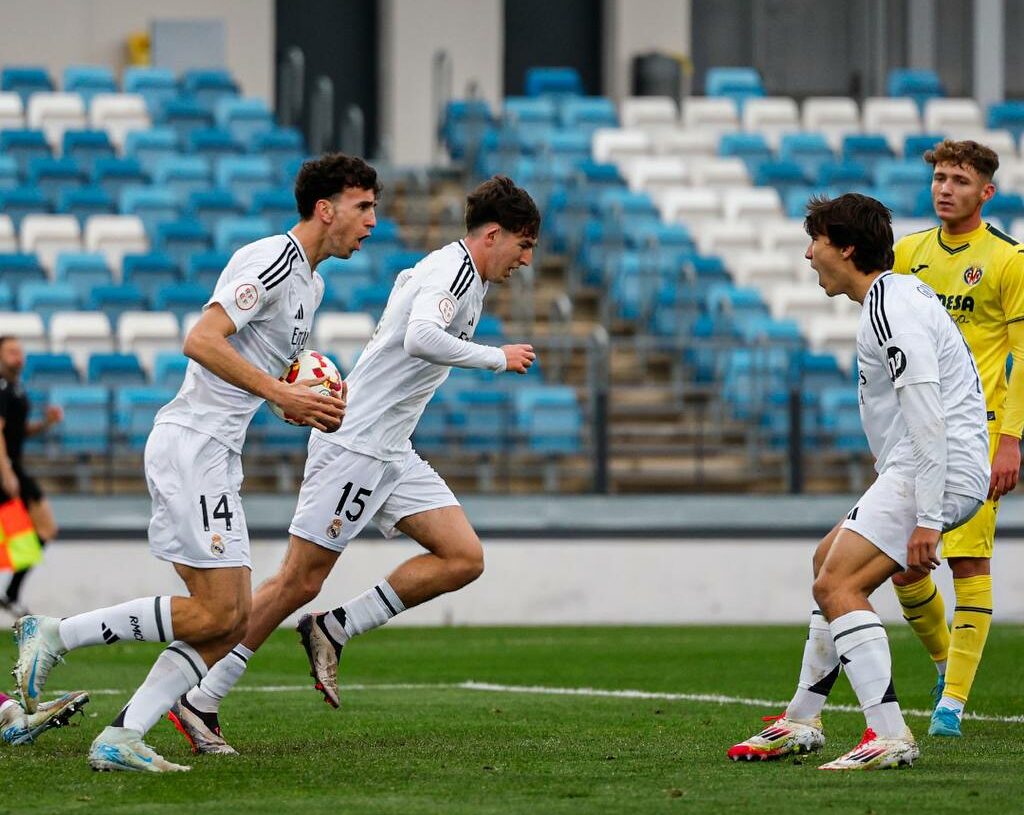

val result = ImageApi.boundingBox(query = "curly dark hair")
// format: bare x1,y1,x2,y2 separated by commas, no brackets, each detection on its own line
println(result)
804,193,895,273
294,153,382,219
465,175,541,238
924,139,1000,181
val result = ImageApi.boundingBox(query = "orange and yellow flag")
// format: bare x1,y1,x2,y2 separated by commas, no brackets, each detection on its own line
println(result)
0,497,42,572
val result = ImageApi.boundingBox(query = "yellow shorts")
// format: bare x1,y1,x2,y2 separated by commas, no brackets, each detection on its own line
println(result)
941,430,999,560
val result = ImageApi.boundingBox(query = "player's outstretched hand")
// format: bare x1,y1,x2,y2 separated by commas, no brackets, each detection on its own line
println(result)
905,526,942,571
1,468,19,498
502,344,536,374
277,378,346,432
988,434,1021,500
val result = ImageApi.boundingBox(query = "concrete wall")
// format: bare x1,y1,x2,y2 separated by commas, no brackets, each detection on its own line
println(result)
378,0,503,166
0,0,273,99
17,537,1024,626
603,0,691,103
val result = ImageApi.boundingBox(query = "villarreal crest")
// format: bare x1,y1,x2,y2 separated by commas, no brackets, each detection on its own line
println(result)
963,266,984,286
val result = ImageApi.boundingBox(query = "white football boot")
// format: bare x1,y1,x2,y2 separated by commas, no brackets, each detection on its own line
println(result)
2,691,90,745
88,725,191,773
818,727,919,770
727,712,826,761
12,615,66,713
167,696,238,755
297,613,343,708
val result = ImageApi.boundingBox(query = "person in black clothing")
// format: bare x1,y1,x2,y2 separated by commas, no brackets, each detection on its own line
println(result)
0,336,63,616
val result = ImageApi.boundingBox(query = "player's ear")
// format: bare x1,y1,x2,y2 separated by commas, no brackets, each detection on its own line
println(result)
317,198,334,222
485,223,501,244
981,182,996,203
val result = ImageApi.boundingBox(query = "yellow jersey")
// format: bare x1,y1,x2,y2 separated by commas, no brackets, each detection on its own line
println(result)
893,222,1024,436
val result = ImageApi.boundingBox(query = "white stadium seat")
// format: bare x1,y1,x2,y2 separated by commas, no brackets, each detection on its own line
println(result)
315,312,376,373
923,98,984,136
892,217,938,241
862,97,921,153
730,250,803,288
658,187,722,229
49,311,114,372
807,314,861,371
696,221,759,270
652,128,718,160
802,97,861,151
26,92,86,149
688,156,750,188
760,218,810,255
946,128,1016,157
0,312,47,352
118,311,181,372
19,214,81,274
0,93,25,130
620,96,678,130
0,215,17,253
84,215,148,274
590,128,652,164
682,97,739,137
621,156,688,195
722,186,784,224
742,96,800,149
769,283,831,322
89,93,151,150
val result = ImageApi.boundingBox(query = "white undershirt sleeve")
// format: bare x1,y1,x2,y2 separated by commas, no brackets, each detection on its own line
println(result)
896,379,947,529
405,319,507,372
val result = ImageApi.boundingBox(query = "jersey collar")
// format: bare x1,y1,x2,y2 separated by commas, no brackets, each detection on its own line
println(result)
457,239,482,284
936,222,988,255
286,231,312,272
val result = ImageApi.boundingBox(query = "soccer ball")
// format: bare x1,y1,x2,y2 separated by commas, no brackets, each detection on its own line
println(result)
269,349,344,425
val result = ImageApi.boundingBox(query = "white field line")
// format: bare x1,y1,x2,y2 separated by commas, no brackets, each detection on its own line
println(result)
54,681,1024,725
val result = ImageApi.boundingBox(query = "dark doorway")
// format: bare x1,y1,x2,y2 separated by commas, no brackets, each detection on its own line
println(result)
504,0,603,95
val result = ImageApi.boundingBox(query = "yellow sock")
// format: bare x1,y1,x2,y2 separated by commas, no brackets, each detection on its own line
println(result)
945,575,993,704
894,575,950,665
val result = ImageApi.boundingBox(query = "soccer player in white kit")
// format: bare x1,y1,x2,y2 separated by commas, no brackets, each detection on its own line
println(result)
168,175,540,755
727,193,990,770
11,153,378,772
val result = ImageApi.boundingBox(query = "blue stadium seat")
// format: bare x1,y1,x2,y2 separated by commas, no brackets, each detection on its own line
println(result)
23,353,80,388
153,352,190,389
87,352,146,386
57,187,115,226
842,134,895,173
984,192,1024,221
441,99,493,162
379,250,425,282
252,129,306,178
27,156,84,204
160,99,214,143
987,101,1024,142
886,69,944,110
736,315,803,344
819,385,868,450
798,350,847,395
123,67,178,116
349,282,392,320
524,67,583,98
778,132,835,180
719,132,773,172
873,159,932,188
0,156,19,192
250,188,296,231
0,281,10,310
514,386,582,454
153,156,213,200
182,69,239,112
1,66,54,104
154,218,210,268
754,160,811,197
453,389,512,451
17,281,79,324
52,385,111,453
817,159,871,188
92,157,149,201
114,386,176,450
721,347,791,421
706,284,769,319
412,393,451,450
119,186,182,238
153,282,209,324
215,156,275,208
317,254,376,301
503,97,559,130
188,189,244,232
215,97,274,146
124,128,180,177
63,65,117,105
213,216,273,254
188,127,245,162
0,129,51,176
560,96,618,134
185,251,230,293
705,67,764,107
903,133,945,160
249,402,310,451
122,252,182,302
54,251,112,300
62,130,116,176
0,252,47,297
88,283,148,327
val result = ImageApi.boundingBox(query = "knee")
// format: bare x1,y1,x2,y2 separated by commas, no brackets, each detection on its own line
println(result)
449,545,484,588
812,574,838,616
201,604,249,644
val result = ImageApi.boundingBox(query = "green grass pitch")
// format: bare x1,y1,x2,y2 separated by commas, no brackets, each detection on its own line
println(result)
1,625,1021,814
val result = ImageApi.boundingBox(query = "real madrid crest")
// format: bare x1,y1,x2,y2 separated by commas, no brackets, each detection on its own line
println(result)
211,534,225,556
327,518,343,539
963,266,984,286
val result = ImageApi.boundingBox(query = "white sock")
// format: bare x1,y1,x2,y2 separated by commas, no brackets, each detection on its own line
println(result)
116,640,207,736
787,610,841,721
58,596,173,651
0,698,19,720
936,659,947,676
937,696,965,717
322,580,406,647
185,645,254,713
830,609,906,739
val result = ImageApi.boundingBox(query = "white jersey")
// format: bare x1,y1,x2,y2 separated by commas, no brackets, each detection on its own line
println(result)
155,232,324,454
319,239,504,460
857,272,989,501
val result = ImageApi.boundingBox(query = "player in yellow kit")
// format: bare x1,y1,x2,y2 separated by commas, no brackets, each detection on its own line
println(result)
893,139,1024,737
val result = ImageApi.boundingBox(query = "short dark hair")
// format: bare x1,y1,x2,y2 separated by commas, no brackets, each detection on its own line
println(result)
294,153,381,219
465,175,541,238
0,336,15,348
804,193,894,273
924,139,999,181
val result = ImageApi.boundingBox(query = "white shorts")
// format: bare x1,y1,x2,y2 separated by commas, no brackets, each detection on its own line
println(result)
288,437,459,553
841,469,982,569
145,423,251,569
